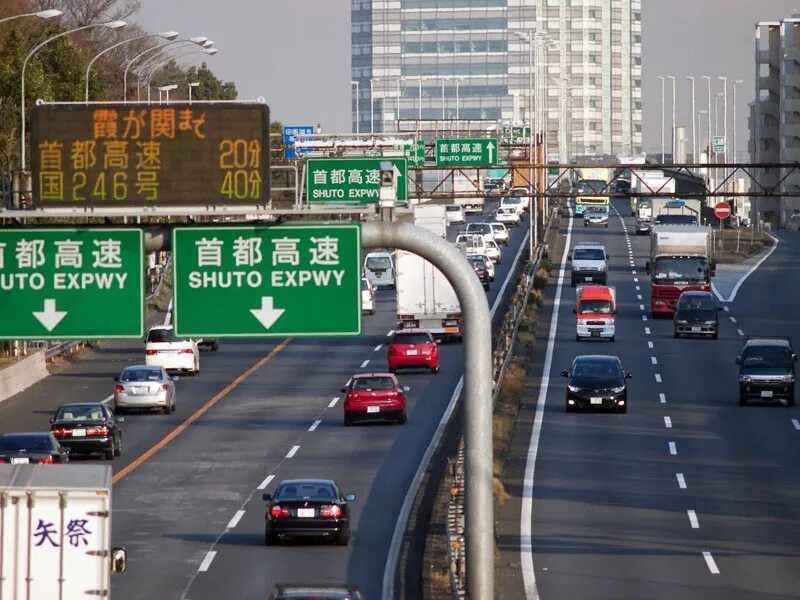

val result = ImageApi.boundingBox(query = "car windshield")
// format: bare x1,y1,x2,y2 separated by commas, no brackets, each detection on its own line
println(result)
275,482,338,502
653,257,708,282
504,197,522,205
655,215,697,225
579,180,606,193
361,279,370,290
56,405,105,422
469,257,486,268
573,248,605,261
147,328,176,343
742,346,793,368
365,256,391,270
638,198,653,209
446,205,461,212
0,435,54,453
677,296,716,311
467,224,491,234
585,206,609,214
352,377,395,391
120,367,162,382
393,333,431,345
572,360,623,386
580,299,613,314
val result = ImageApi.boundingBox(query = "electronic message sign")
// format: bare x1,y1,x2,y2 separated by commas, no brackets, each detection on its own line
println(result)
30,102,270,206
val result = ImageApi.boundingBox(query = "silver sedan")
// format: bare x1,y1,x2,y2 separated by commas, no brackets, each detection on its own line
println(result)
113,365,176,414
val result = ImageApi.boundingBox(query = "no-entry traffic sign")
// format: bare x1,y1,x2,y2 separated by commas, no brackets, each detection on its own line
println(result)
714,201,731,220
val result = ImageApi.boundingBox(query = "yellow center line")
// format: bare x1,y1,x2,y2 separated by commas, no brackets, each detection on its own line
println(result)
112,338,292,484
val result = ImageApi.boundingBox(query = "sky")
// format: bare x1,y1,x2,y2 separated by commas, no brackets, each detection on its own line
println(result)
136,0,800,160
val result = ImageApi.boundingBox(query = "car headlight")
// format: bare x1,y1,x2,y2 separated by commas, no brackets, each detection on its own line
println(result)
610,386,626,394
567,385,581,393
784,375,795,383
704,321,717,326
739,375,751,383
675,320,688,325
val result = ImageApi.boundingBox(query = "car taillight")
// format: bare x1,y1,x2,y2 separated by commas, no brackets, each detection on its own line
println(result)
50,427,68,438
145,349,157,355
38,456,55,464
270,505,290,518
115,384,124,393
161,384,169,391
0,458,8,464
388,345,400,355
86,426,110,436
179,348,194,354
320,505,342,518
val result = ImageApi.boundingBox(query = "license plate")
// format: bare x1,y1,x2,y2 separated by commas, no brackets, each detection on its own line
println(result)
367,406,380,413
132,386,147,395
590,397,603,404
691,327,701,333
11,457,29,464
591,331,600,338
444,327,459,334
297,508,315,518
761,391,774,398
406,349,418,356
71,429,86,437
585,276,593,282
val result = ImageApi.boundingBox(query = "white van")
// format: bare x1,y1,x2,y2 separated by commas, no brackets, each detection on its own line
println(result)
364,252,396,289
500,196,527,214
465,222,496,244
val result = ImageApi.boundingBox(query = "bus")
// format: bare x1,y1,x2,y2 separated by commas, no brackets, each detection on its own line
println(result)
574,179,610,216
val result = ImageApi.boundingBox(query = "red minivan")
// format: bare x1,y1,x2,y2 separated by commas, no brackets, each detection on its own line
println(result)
387,329,440,374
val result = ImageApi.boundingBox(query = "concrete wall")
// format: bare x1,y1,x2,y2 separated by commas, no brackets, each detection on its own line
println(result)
0,351,49,404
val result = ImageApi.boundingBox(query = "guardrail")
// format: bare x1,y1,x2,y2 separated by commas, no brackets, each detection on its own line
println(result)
444,204,559,599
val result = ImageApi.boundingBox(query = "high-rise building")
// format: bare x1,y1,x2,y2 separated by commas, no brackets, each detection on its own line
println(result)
350,0,642,159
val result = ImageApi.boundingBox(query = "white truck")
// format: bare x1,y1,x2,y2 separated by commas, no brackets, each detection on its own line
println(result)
651,198,702,226
396,205,462,340
0,464,126,599
452,171,485,215
631,173,673,216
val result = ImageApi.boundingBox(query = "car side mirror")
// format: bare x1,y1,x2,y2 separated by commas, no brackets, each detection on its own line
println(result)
645,261,651,274
117,416,125,423
172,376,180,382
110,547,127,573
49,417,54,424
262,493,272,502
113,376,119,382
560,370,569,377
625,372,632,379
606,253,610,261
344,493,356,502
735,356,742,365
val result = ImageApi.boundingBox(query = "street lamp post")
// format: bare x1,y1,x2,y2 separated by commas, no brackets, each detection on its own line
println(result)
441,79,445,120
455,77,464,121
733,79,744,163
124,37,209,102
145,48,218,100
85,31,179,102
158,84,177,103
418,78,422,122
188,81,200,104
668,75,676,161
657,76,665,162
137,38,214,101
0,8,62,25
350,80,360,133
513,30,536,258
369,77,375,135
701,75,712,163
718,76,728,191
686,76,696,162
21,20,127,170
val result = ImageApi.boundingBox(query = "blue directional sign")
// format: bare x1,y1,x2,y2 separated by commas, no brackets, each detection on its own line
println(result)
283,125,315,159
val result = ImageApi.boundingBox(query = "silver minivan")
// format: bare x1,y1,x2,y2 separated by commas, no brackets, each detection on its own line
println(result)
364,251,396,289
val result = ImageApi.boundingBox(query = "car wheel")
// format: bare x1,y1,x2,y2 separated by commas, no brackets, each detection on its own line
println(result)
570,278,576,288
673,330,679,338
565,402,574,413
170,400,176,414
264,527,276,545
617,405,627,414
370,309,376,316
397,410,407,425
104,444,114,461
344,412,354,427
739,393,747,406
431,365,440,374
610,336,615,342
711,331,718,340
389,367,396,374
114,434,121,457
575,335,580,342
335,525,350,546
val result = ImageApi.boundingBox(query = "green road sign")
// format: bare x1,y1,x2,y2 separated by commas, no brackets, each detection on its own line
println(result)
0,228,143,339
712,136,725,154
172,224,362,337
435,138,498,166
408,139,425,166
500,126,530,143
306,158,407,203
548,167,560,176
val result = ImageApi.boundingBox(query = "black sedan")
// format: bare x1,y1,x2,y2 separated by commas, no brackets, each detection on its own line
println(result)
0,433,68,464
468,256,491,290
269,584,364,600
264,479,355,545
673,291,720,339
50,403,123,460
561,355,631,413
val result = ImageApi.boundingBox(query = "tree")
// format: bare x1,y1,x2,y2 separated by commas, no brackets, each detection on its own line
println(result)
184,63,238,101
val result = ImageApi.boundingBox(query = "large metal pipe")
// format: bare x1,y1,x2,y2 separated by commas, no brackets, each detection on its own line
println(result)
361,220,494,600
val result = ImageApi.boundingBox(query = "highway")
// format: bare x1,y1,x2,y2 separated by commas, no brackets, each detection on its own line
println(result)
0,199,527,599
510,199,800,599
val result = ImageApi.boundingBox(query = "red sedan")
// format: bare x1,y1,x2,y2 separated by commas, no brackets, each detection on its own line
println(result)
387,329,440,374
341,373,408,426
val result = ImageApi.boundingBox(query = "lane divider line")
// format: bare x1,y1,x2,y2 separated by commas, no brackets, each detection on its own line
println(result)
112,339,292,484
676,473,687,489
286,445,300,458
655,373,662,383
729,316,737,323
702,551,720,574
257,474,275,490
328,397,339,408
634,277,639,283
713,232,779,303
645,327,651,335
198,551,216,573
792,419,800,431
360,360,370,368
308,420,321,432
651,356,658,365
639,304,646,311
637,294,643,300
664,416,672,428
659,393,667,404
164,297,173,326
374,344,383,352
642,315,648,322
635,285,640,291
647,341,654,349
226,510,245,530
668,441,677,455
687,510,700,529
386,330,394,337
737,329,745,337
723,306,730,312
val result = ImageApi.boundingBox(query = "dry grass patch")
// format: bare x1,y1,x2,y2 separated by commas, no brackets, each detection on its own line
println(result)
494,476,511,507
428,567,451,592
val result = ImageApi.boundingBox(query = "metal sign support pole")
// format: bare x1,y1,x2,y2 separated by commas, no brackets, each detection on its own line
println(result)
362,221,493,600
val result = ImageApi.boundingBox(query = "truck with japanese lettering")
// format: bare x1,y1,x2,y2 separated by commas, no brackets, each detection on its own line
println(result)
396,205,462,341
0,464,127,599
645,225,715,317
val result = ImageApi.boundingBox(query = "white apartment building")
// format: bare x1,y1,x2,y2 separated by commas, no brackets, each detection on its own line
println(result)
350,0,642,159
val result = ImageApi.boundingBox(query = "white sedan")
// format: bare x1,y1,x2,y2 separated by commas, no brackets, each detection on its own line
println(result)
489,222,509,245
485,239,502,264
495,206,521,226
145,325,199,375
445,204,466,224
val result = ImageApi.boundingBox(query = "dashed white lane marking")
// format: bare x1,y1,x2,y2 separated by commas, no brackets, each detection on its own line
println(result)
703,551,720,574
286,445,300,458
729,316,737,323
648,341,654,349
737,329,745,337
635,285,640,291
329,397,339,408
386,330,394,337
651,356,658,365
374,344,383,351
668,441,677,455
659,393,666,404
688,510,700,529
257,474,275,490
632,270,637,275
198,551,217,572
101,394,113,405
637,294,643,300
634,277,639,283
360,360,370,368
723,306,730,312
664,416,672,428
308,419,321,432
642,315,648,321
227,510,245,529
655,373,662,383
676,473,687,489
792,419,800,431
639,304,645,311
645,327,651,335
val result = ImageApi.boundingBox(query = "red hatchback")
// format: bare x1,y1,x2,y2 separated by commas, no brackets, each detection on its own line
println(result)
388,330,440,374
342,373,408,426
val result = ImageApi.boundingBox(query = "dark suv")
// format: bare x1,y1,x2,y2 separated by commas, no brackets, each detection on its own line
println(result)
673,291,720,339
737,337,797,406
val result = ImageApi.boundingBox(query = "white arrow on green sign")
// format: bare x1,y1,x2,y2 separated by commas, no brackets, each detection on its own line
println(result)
172,224,362,337
306,157,407,203
435,138,498,167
